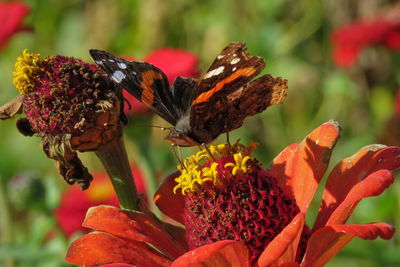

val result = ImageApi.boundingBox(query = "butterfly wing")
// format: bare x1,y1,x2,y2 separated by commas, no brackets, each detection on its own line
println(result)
191,74,288,143
189,42,287,143
192,42,265,106
89,49,180,125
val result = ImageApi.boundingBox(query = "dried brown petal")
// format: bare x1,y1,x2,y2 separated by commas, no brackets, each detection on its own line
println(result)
42,135,92,189
0,94,24,119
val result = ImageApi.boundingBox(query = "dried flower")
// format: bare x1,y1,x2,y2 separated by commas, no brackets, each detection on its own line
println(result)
1,50,124,190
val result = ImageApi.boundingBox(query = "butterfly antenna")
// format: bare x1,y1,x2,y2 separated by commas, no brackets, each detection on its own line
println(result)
171,144,187,171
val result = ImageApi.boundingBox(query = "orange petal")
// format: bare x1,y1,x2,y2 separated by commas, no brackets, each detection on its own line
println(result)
268,121,341,212
258,213,305,267
324,169,393,226
100,264,136,267
154,171,185,224
313,145,400,230
171,240,250,267
83,205,186,259
66,231,171,267
278,263,300,267
301,223,395,267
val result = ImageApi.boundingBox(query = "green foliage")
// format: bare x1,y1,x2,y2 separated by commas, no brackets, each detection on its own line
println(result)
1,0,399,266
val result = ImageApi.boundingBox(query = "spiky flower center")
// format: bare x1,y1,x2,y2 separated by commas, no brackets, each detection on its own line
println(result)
12,50,118,137
178,141,303,264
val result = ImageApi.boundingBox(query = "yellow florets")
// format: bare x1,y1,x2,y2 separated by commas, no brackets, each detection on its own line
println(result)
12,49,43,94
174,141,258,195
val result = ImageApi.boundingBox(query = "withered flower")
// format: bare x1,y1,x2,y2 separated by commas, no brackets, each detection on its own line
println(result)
1,50,139,210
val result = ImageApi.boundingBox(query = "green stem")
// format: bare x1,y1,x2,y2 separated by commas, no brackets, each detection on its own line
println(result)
95,136,139,210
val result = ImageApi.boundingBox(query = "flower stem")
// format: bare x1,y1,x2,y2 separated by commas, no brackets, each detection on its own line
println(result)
95,136,139,211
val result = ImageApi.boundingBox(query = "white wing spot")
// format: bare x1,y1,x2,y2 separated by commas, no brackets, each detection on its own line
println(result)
117,62,127,69
217,55,225,59
204,66,225,79
232,67,237,71
112,70,126,83
132,71,137,75
108,59,115,62
95,60,104,65
230,58,240,64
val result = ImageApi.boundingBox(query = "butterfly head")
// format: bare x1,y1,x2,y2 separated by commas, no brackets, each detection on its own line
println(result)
164,113,199,146
165,128,199,147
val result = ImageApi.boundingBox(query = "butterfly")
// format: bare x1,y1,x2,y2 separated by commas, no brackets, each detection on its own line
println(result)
89,42,287,146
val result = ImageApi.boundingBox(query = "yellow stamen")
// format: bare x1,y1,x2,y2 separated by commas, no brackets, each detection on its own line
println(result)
225,153,251,175
12,49,44,94
173,141,258,195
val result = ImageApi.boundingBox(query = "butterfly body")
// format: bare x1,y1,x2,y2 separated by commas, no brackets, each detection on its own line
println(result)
90,42,288,146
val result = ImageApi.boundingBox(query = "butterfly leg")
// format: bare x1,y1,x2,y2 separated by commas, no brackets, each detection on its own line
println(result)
201,143,217,163
226,132,231,146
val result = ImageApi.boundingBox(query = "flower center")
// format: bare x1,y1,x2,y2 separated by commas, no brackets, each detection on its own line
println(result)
179,141,303,264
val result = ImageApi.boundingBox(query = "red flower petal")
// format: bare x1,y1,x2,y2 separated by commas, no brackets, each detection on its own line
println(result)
331,18,393,68
145,48,200,83
0,1,30,50
321,169,393,228
258,213,305,267
100,264,136,267
268,121,341,212
122,91,148,115
83,205,186,259
154,171,185,224
55,165,145,237
301,223,395,267
171,240,250,267
313,145,400,230
66,231,171,267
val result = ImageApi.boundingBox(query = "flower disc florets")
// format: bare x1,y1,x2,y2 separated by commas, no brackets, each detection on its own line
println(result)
176,141,303,264
12,50,119,138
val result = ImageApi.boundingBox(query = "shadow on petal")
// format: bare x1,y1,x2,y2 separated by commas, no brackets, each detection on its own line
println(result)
314,145,400,230
301,223,395,267
171,240,250,267
321,169,393,228
66,231,171,267
83,205,186,259
268,121,341,212
154,171,185,224
258,212,305,267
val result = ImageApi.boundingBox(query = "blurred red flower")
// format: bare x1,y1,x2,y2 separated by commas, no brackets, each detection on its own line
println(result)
55,164,145,237
0,1,30,50
122,48,199,115
66,121,400,266
332,17,400,67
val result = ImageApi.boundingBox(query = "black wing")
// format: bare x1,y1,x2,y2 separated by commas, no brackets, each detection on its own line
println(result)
89,49,181,125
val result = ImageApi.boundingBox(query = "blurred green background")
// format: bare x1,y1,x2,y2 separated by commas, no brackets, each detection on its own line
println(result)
1,0,399,266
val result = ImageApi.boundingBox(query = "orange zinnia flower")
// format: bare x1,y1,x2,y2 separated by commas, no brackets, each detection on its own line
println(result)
66,121,399,266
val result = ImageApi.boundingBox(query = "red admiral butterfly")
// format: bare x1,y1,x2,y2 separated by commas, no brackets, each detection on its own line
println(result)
90,42,287,146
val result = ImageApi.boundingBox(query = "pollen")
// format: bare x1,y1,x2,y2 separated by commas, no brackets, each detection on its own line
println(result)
12,49,44,94
173,141,258,195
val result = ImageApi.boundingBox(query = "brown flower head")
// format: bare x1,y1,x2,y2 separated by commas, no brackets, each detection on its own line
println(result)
1,50,124,189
